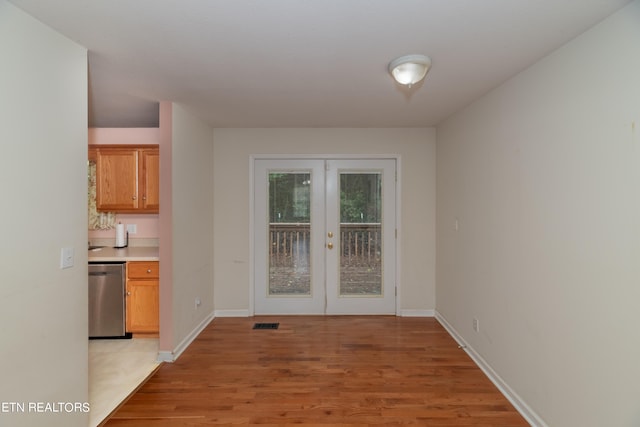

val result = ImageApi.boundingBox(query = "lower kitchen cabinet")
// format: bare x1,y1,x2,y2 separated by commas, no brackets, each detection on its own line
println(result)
126,261,159,335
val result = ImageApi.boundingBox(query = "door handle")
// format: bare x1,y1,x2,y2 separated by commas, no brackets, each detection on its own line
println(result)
327,242,334,250
327,231,333,238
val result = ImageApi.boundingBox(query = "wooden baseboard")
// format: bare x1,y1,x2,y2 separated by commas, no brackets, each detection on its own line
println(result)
131,332,159,338
399,309,435,317
214,309,250,317
435,310,546,427
157,311,215,362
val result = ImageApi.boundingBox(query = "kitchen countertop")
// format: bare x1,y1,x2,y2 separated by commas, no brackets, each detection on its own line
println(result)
88,246,159,262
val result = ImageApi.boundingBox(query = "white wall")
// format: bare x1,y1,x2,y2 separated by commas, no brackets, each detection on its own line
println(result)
0,2,89,426
168,104,215,350
436,2,640,426
212,128,436,315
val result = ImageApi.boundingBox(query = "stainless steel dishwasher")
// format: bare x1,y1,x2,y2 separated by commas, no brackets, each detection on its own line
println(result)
88,262,130,339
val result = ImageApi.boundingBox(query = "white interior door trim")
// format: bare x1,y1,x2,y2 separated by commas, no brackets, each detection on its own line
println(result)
249,154,402,316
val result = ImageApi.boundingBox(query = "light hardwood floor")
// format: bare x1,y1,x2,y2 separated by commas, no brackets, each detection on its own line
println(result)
104,316,528,426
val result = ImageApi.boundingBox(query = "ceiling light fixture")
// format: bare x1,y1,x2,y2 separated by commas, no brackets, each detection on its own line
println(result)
388,54,432,87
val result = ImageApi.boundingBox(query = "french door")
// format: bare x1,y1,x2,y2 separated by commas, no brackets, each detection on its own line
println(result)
254,158,396,314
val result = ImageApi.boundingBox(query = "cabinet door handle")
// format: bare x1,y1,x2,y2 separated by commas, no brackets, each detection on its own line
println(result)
126,291,131,296
147,269,152,273
132,195,137,200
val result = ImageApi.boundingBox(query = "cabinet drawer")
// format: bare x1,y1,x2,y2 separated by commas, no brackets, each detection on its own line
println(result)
127,261,159,279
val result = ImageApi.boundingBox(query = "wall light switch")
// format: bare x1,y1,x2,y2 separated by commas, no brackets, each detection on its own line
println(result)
126,224,137,234
60,247,74,269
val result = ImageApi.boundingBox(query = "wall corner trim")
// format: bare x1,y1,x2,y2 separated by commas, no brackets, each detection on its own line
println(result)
157,311,216,363
434,311,547,427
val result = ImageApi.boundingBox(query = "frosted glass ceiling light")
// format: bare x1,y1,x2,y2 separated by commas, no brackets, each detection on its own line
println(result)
388,54,432,87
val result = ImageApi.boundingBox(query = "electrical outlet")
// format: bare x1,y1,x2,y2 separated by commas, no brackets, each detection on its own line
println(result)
126,224,137,234
195,297,201,309
472,318,480,333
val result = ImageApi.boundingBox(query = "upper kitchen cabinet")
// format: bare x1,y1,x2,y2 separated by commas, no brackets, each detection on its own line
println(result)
92,145,159,213
140,149,159,212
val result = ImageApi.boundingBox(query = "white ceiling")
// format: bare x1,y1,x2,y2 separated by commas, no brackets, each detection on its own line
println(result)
10,0,632,128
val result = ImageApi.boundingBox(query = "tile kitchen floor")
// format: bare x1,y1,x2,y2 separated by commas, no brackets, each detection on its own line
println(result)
88,338,160,427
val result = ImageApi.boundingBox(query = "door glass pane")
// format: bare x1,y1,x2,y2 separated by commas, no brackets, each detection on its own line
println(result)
339,173,382,296
269,172,311,295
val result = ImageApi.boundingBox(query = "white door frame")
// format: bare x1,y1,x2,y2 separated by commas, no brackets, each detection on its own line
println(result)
249,154,402,316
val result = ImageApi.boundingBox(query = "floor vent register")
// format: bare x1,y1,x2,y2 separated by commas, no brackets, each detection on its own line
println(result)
253,323,280,330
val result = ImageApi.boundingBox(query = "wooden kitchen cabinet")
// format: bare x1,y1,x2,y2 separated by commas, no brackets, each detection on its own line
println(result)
140,149,159,211
126,261,159,335
94,145,159,213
